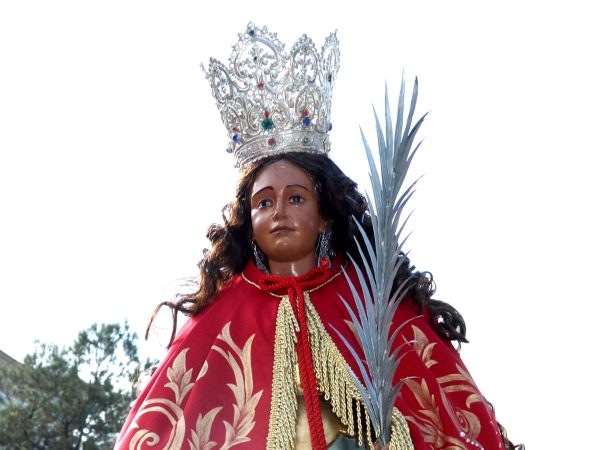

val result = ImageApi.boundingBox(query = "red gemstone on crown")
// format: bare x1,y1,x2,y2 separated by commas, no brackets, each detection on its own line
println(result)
264,111,270,118
303,108,309,117
257,81,264,89
268,137,276,147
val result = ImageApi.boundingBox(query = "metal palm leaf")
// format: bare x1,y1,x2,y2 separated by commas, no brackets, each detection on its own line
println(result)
334,76,427,446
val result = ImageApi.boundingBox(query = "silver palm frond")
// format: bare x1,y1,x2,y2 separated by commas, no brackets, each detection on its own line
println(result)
334,76,427,446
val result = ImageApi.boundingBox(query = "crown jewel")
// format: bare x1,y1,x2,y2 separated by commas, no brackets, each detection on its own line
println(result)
203,22,340,168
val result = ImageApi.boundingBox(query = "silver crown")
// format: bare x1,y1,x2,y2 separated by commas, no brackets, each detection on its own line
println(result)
203,22,340,168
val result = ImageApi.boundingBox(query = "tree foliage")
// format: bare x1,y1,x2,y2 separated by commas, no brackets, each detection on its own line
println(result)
0,322,153,450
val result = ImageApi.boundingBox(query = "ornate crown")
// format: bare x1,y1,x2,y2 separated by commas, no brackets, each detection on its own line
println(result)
203,22,340,168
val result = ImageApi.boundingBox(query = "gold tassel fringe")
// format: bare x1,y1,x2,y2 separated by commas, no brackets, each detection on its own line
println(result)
266,297,300,450
266,294,414,450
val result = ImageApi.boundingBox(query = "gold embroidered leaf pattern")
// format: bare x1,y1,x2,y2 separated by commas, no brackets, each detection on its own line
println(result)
401,325,489,449
123,319,265,450
211,322,264,450
438,364,482,407
437,374,466,384
442,385,478,395
452,364,482,408
404,413,470,450
124,349,195,450
404,378,443,430
456,363,476,386
165,348,195,405
196,361,209,382
410,325,437,368
464,394,481,409
188,407,223,450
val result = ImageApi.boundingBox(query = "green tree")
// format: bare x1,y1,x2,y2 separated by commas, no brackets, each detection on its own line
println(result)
0,322,153,450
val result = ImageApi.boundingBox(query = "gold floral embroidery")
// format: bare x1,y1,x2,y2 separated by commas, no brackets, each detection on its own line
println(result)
123,323,263,450
196,361,209,382
404,378,467,449
127,349,192,450
212,322,264,450
438,364,482,409
411,325,438,369
166,350,196,405
403,325,485,449
188,407,222,450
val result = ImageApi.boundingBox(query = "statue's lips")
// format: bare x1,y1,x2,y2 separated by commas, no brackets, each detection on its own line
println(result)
270,226,294,234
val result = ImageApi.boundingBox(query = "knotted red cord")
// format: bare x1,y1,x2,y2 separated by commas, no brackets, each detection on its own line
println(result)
258,265,332,450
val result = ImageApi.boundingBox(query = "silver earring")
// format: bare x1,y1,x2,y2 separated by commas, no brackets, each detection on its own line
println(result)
316,222,334,268
251,240,269,273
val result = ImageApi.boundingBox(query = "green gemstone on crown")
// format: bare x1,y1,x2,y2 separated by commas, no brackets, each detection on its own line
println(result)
262,118,274,130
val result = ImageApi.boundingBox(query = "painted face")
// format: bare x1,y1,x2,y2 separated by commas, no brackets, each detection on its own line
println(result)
250,160,325,271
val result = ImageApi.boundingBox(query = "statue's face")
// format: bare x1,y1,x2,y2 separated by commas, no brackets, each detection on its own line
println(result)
250,160,325,270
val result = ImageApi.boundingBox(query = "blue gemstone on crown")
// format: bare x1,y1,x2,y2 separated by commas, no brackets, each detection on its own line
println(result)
328,123,333,131
232,134,240,143
248,29,255,37
302,117,311,127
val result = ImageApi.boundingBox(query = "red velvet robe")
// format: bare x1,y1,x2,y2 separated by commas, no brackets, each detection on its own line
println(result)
115,258,505,450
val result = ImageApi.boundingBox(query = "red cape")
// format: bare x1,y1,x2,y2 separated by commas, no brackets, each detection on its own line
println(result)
115,258,504,450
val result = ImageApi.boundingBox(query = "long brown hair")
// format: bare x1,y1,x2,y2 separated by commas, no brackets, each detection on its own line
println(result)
148,152,467,345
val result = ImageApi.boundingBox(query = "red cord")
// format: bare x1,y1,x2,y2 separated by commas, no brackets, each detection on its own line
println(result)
258,267,331,450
